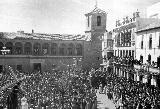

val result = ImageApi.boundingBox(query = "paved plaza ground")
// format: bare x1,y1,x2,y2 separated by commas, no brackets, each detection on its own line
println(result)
96,90,116,109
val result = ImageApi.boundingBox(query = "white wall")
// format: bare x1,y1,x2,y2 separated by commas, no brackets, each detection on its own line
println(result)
136,29,160,64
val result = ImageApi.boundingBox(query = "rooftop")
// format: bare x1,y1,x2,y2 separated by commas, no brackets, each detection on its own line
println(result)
0,32,87,41
85,7,106,16
137,19,160,32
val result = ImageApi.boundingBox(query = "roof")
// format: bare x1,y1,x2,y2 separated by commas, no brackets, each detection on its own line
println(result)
85,7,106,16
137,19,160,32
0,32,87,41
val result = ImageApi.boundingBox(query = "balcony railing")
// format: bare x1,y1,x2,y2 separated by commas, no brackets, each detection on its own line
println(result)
134,64,160,74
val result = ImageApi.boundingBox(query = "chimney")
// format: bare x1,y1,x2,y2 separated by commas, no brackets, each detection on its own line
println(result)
32,29,34,34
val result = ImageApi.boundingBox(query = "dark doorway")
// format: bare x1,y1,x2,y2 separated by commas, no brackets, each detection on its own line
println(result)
0,65,3,73
157,76,160,88
140,55,143,63
157,56,160,68
107,52,113,59
148,54,151,64
33,63,41,72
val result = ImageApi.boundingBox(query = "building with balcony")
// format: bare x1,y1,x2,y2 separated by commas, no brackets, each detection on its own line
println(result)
0,32,84,73
113,11,140,58
134,19,160,87
111,10,160,80
101,31,114,71
0,6,107,73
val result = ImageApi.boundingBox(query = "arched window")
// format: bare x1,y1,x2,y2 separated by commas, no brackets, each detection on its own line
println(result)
24,42,32,55
59,44,66,55
33,43,41,55
5,42,13,54
76,44,82,56
149,34,152,49
51,43,58,55
15,42,23,55
97,16,101,26
42,43,49,55
0,42,4,55
68,43,75,55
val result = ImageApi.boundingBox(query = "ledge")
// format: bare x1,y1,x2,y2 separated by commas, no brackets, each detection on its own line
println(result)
134,64,160,74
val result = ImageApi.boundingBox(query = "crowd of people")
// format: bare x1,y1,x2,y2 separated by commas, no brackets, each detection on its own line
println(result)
90,66,160,109
0,67,98,109
1,55,160,109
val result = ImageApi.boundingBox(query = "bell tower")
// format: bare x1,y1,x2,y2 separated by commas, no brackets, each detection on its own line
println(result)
85,6,106,41
84,5,107,70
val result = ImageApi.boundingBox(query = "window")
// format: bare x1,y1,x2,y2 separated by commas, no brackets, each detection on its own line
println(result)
132,50,134,58
97,16,101,26
157,56,160,68
59,44,66,55
17,65,22,72
42,43,49,55
159,34,160,49
148,54,151,64
126,50,128,57
76,44,82,56
15,42,23,55
123,50,125,57
140,55,143,63
5,42,13,54
24,42,32,55
0,65,3,73
68,43,74,55
149,34,152,49
120,50,122,57
141,35,144,49
104,55,106,60
51,43,58,55
0,42,4,55
129,50,131,57
33,43,41,55
88,16,90,27
108,41,112,48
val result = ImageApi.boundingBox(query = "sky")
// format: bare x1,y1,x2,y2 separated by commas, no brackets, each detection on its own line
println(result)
0,0,160,34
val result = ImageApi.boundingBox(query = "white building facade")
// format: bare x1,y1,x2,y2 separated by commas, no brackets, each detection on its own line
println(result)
136,24,160,64
135,21,160,87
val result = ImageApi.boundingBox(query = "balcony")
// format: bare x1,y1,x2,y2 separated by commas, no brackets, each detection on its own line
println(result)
134,64,160,74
